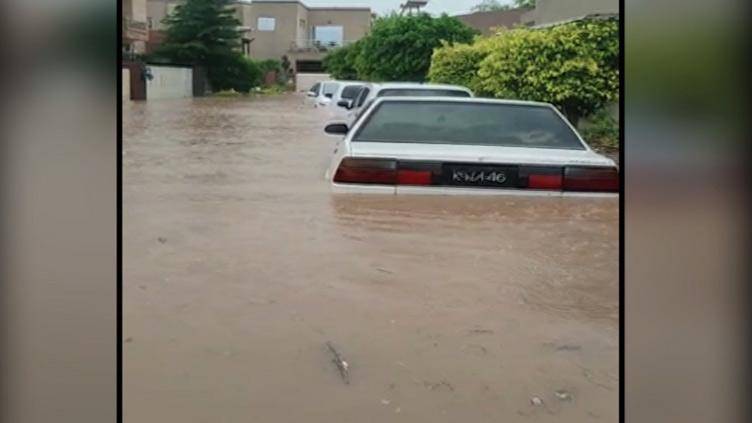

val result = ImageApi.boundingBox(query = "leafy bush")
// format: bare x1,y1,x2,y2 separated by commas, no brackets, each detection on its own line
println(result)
428,38,492,90
208,55,262,93
323,42,363,80
322,13,477,82
477,19,619,124
429,18,619,125
256,59,282,75
580,107,619,152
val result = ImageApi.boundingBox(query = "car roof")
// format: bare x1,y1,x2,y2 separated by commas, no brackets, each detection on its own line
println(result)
334,81,366,86
374,82,471,91
369,96,553,108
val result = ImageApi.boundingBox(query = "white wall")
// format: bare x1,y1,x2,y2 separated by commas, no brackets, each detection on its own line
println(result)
147,66,192,100
122,68,131,100
296,73,331,92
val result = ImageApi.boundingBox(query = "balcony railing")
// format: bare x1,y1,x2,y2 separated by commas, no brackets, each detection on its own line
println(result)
289,39,358,53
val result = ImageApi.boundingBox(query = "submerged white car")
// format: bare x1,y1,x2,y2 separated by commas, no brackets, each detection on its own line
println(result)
323,97,618,196
344,82,474,125
324,82,367,119
308,81,341,108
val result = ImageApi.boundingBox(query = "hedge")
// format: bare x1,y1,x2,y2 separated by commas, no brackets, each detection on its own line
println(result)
427,37,494,91
429,18,619,125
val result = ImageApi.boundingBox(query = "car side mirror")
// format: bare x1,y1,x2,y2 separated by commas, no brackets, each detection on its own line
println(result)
325,93,333,99
337,100,352,109
325,123,349,136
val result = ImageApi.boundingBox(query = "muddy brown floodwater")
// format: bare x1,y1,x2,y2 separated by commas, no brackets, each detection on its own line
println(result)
123,94,619,422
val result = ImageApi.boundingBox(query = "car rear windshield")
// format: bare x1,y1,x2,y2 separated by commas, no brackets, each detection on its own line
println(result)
352,101,585,150
378,89,471,98
341,85,364,100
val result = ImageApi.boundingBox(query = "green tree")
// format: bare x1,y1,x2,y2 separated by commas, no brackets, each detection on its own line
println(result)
322,41,363,80
154,0,261,92
353,13,478,82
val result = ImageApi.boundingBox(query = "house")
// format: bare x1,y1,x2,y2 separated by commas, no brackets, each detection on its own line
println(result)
145,0,180,53
123,0,149,54
526,0,619,27
455,7,533,36
455,0,619,35
146,0,372,73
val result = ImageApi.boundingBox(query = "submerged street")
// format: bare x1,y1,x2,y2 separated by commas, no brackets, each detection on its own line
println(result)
123,94,618,422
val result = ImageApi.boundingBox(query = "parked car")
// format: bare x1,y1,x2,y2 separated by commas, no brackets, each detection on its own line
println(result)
333,83,367,110
310,81,341,108
344,82,474,125
326,81,365,119
323,97,618,196
306,82,323,105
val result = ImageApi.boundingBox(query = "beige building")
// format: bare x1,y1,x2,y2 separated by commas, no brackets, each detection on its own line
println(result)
454,0,619,35
147,0,371,72
527,0,619,27
455,7,533,36
123,0,149,54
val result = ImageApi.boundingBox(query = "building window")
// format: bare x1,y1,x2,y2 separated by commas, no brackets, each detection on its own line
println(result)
257,17,276,31
313,25,344,47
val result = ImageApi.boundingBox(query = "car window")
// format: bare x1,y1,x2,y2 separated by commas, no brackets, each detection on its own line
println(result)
309,83,321,94
354,99,375,120
356,88,371,107
322,83,339,96
378,88,471,98
353,101,585,150
341,85,364,100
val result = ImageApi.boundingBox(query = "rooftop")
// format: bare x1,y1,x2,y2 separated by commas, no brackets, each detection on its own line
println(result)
455,7,533,35
235,0,371,11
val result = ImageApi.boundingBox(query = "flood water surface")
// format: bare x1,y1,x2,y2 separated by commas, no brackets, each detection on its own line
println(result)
124,95,619,422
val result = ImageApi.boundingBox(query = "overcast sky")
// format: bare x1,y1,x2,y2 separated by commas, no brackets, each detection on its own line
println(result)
291,0,516,16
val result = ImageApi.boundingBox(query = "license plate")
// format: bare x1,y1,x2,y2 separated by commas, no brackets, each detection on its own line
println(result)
444,165,518,188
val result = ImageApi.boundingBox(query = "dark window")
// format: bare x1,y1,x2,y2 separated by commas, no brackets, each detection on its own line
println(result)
356,88,371,107
378,88,471,98
322,82,339,96
341,85,364,100
296,60,325,73
309,83,321,94
353,101,585,150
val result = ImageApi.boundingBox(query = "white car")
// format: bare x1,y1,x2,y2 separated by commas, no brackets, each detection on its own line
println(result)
325,82,367,119
305,82,324,105
344,82,474,125
323,97,618,196
307,81,341,108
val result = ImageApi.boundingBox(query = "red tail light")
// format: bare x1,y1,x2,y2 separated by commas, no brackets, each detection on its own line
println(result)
563,167,619,192
334,158,435,186
396,170,432,185
528,173,563,190
333,158,396,184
